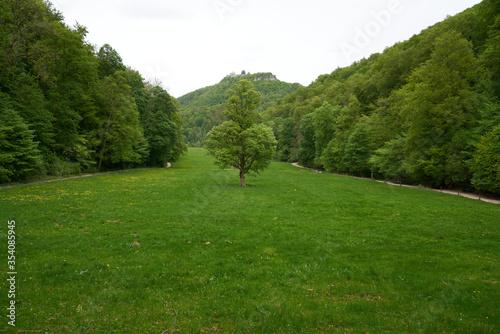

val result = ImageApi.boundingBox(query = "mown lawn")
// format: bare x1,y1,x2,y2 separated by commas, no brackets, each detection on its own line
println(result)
1,148,499,333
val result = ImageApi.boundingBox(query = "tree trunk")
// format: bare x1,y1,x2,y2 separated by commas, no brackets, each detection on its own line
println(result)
97,136,108,171
98,98,116,171
239,169,246,186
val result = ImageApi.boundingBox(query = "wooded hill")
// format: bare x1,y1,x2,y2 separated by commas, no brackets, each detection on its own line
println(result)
178,72,302,147
261,0,500,195
0,0,187,184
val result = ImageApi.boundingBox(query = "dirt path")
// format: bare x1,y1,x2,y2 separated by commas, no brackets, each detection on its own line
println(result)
292,163,323,173
0,163,172,190
291,163,500,205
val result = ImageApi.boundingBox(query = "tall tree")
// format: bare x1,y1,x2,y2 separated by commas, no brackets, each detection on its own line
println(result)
470,124,500,193
205,80,276,186
96,71,146,170
96,44,126,79
321,98,361,173
8,72,55,155
0,100,43,183
274,117,296,162
312,102,340,166
343,116,372,176
35,22,98,169
0,0,47,82
297,113,316,167
142,86,186,167
401,31,483,187
482,15,500,99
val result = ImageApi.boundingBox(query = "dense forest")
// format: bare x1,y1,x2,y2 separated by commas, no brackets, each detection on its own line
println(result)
0,0,186,183
178,72,301,147
259,0,500,195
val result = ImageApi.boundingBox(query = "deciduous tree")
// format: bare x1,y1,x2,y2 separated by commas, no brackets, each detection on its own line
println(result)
205,80,276,186
470,125,500,193
96,72,146,170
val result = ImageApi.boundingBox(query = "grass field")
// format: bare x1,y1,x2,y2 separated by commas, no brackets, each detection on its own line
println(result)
1,148,499,333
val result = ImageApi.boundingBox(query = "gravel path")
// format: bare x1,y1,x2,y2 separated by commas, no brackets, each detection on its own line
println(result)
291,163,500,205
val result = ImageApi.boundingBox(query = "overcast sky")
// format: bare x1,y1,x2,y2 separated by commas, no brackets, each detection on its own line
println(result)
50,0,483,97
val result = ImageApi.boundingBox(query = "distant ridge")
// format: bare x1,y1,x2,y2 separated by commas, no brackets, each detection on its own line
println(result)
178,71,302,147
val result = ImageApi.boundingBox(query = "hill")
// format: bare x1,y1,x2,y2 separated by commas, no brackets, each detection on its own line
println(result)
262,0,500,195
178,72,302,147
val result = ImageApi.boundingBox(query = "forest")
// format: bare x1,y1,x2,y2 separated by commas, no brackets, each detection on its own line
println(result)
0,0,187,183
260,0,500,195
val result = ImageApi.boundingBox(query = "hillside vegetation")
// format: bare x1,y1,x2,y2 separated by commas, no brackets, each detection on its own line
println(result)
263,0,500,195
178,72,301,147
0,0,187,184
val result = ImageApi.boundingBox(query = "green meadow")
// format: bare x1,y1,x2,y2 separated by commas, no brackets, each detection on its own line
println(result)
1,148,499,333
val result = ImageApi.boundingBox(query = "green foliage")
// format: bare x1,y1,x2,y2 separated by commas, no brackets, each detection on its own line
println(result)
0,101,43,182
97,44,126,79
321,99,362,173
225,80,263,128
142,86,187,167
470,124,500,193
205,80,277,185
95,72,147,170
343,116,373,176
400,30,482,187
7,72,55,154
258,1,500,194
297,113,315,167
482,15,500,98
0,0,186,182
0,0,47,82
369,135,408,181
272,117,296,162
179,72,301,146
312,102,339,166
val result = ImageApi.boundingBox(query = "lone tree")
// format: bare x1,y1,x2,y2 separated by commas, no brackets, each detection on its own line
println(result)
205,80,277,186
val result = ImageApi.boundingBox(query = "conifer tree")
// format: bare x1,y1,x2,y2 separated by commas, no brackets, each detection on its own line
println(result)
0,105,43,183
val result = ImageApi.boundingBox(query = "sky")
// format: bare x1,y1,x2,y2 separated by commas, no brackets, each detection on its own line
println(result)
50,0,483,98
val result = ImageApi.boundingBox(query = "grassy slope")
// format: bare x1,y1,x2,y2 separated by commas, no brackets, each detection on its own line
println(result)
0,148,499,333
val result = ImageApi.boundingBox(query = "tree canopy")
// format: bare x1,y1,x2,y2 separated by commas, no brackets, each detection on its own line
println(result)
0,0,186,183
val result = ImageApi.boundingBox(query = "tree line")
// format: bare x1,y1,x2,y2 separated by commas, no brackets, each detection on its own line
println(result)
2,0,498,195
264,0,500,195
0,0,186,183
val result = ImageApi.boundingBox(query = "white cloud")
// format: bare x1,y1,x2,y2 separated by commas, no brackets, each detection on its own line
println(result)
55,0,483,97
